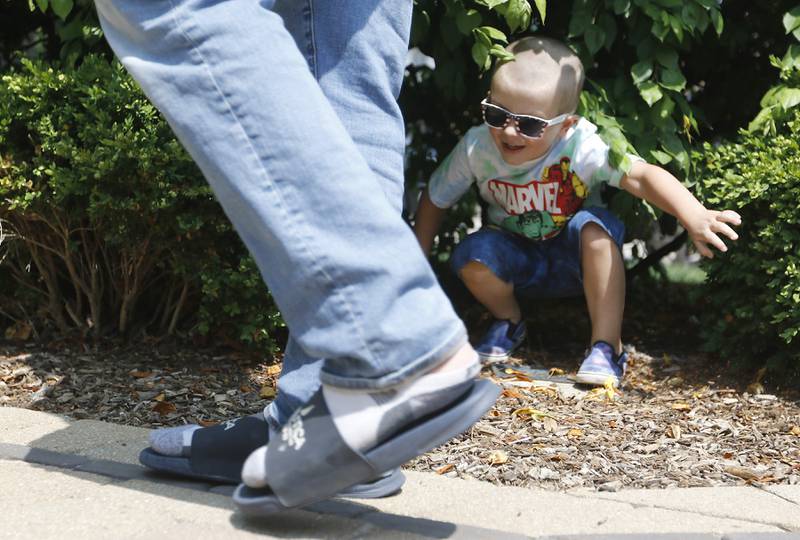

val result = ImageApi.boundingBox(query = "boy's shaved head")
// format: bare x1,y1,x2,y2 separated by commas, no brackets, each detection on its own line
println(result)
491,37,584,116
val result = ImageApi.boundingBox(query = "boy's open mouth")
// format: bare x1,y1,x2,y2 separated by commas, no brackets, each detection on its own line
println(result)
502,142,526,152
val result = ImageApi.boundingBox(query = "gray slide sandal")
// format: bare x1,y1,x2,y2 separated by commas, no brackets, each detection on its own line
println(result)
139,413,405,498
233,379,500,515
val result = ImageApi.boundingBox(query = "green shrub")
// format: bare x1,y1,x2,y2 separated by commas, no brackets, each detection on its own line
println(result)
0,56,282,350
693,109,800,371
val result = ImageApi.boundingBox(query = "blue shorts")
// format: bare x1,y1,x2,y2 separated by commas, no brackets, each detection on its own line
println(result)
450,207,625,298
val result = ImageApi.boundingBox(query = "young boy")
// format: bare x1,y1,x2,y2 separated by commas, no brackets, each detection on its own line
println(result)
414,36,741,387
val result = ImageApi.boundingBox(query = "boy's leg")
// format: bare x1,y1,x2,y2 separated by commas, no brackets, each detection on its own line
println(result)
460,261,521,323
580,222,625,353
568,209,627,387
451,229,529,363
95,0,492,499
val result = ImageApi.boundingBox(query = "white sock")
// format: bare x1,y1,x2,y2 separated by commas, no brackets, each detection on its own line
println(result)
241,343,479,487
149,424,200,457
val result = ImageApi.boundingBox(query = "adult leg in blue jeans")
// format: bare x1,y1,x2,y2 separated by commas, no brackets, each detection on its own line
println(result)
143,0,415,493
95,0,498,511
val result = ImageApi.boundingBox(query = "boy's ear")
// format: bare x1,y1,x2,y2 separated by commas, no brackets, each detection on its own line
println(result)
560,115,579,133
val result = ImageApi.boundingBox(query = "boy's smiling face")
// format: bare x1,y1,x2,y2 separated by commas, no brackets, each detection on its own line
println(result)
487,79,576,166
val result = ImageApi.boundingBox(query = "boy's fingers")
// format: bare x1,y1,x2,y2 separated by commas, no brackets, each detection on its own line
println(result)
705,231,728,253
714,221,739,241
693,238,714,259
718,210,742,225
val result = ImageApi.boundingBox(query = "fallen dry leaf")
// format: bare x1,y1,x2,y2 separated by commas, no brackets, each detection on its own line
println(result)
259,386,276,399
152,401,176,416
671,403,691,411
503,368,533,382
542,416,558,432
153,392,166,402
502,388,525,399
197,419,218,427
667,424,682,440
435,463,454,475
240,384,253,393
5,322,33,341
790,425,800,436
488,449,509,465
724,464,762,481
129,370,152,378
567,428,584,438
548,367,565,376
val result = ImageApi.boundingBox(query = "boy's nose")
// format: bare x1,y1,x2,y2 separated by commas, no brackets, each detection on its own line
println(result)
502,122,519,137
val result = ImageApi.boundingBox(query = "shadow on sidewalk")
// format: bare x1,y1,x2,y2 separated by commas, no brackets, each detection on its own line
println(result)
10,421,467,539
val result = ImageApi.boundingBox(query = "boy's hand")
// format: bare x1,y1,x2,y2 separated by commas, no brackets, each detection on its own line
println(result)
684,209,742,258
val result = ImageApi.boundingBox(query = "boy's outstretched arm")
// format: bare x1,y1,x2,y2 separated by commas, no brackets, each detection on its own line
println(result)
620,161,742,258
414,187,448,256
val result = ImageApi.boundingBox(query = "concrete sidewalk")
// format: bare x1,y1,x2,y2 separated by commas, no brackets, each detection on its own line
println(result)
1,406,798,540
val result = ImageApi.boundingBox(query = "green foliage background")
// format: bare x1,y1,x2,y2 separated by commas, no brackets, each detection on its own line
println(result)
0,0,799,370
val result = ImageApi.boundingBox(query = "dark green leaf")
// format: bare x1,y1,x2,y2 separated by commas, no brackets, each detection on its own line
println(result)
710,7,723,35
51,0,73,19
631,60,653,85
639,81,663,105
584,25,605,55
533,0,546,24
659,68,686,91
456,9,483,35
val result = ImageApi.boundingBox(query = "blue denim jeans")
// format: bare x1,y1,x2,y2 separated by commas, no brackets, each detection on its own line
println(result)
451,207,625,298
94,0,467,424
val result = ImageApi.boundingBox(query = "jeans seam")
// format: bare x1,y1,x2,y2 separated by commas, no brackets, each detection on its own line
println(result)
307,0,318,79
164,0,379,367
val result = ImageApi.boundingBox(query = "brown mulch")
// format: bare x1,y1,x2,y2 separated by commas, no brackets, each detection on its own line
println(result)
1,335,798,493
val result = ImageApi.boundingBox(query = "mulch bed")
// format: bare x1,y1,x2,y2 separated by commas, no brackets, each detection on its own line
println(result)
2,333,798,492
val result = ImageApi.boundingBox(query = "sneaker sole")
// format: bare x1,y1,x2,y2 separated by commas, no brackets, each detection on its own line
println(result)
574,371,620,387
477,351,510,364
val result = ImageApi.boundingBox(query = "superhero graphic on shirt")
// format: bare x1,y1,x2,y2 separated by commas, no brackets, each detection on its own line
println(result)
490,157,588,240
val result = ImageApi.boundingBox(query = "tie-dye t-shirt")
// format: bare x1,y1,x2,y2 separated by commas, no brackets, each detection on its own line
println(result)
428,118,640,241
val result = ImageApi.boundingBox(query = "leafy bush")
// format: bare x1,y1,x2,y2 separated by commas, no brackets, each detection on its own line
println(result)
693,109,800,371
0,56,282,349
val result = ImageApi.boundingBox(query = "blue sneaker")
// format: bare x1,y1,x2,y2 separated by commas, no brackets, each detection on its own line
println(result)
575,341,627,387
475,319,527,364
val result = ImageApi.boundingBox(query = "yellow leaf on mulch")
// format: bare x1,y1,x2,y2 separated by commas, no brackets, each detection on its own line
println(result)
513,407,553,420
790,425,800,436
266,364,282,376
567,428,584,438
259,386,276,399
488,449,509,465
671,402,691,411
153,392,166,402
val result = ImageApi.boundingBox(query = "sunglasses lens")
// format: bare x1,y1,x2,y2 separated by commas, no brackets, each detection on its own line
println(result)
483,105,508,128
517,117,546,138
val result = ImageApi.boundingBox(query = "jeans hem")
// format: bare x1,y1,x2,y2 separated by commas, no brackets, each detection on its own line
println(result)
319,325,468,390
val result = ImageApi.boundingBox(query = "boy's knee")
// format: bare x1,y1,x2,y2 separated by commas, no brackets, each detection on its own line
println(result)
580,222,614,253
459,260,497,283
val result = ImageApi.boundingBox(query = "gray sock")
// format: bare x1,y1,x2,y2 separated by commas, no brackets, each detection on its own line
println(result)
149,424,200,457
